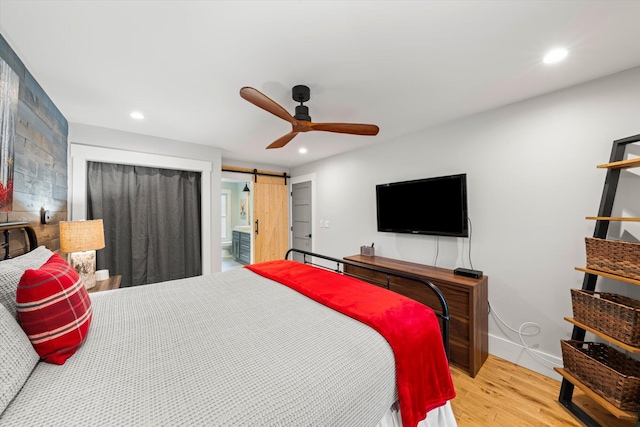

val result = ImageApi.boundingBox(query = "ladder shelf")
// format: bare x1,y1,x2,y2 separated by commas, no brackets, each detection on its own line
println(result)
559,134,640,427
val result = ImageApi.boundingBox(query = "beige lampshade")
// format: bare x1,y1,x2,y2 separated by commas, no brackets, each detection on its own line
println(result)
59,220,105,253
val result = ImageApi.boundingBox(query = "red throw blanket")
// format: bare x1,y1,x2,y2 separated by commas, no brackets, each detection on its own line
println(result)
246,260,455,427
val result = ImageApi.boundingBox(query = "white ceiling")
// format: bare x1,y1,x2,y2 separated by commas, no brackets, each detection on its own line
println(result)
1,1,639,168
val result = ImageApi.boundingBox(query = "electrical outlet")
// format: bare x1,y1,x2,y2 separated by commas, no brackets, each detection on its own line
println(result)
325,220,330,228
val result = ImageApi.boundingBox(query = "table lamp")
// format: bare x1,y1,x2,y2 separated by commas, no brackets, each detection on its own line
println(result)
59,219,105,289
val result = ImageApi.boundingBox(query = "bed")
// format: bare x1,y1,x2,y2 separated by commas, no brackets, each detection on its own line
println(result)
0,223,457,426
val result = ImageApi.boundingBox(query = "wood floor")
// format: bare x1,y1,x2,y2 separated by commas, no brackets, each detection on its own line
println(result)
449,355,636,427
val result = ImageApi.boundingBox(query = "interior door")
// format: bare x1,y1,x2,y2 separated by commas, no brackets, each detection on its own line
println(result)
291,181,312,262
253,176,289,263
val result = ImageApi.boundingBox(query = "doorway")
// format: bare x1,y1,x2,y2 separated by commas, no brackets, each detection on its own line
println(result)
221,179,252,271
221,166,292,266
291,181,312,262
70,143,213,275
87,162,202,287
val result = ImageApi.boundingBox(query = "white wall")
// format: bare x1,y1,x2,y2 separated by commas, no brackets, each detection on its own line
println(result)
292,66,640,379
68,123,222,273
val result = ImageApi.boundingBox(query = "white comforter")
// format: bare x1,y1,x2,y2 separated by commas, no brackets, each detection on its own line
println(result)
0,269,456,427
2,267,400,426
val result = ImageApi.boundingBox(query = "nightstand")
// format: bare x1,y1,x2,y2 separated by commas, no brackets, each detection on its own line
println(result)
88,275,122,293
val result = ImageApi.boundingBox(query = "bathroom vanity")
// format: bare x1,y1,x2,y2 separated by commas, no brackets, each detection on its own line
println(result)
232,230,251,264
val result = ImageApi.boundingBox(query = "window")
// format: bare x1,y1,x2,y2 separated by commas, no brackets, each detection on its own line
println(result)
221,189,232,240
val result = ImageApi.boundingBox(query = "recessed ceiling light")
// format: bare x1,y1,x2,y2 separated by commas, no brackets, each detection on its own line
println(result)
130,111,144,120
298,147,308,154
543,48,568,64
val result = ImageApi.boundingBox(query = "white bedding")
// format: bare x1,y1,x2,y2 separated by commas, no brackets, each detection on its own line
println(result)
378,401,457,427
1,266,456,426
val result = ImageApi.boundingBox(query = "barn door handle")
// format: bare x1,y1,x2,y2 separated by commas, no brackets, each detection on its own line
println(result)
255,219,259,235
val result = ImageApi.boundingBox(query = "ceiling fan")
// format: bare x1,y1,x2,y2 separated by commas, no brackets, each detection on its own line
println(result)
240,85,380,149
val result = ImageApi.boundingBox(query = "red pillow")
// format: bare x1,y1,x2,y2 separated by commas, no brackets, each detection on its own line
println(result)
16,253,93,364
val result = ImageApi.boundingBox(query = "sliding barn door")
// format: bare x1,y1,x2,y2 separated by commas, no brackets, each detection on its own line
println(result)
253,176,289,263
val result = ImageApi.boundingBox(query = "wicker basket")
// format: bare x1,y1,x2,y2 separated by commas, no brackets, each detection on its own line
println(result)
561,340,640,411
571,289,640,346
585,237,640,280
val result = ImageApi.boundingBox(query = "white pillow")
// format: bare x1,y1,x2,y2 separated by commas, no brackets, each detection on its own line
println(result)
0,246,54,319
0,303,40,414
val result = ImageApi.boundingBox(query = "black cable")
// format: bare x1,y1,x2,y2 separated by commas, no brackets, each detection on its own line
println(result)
468,217,474,270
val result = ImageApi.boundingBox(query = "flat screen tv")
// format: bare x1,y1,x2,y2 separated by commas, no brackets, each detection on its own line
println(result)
376,173,468,237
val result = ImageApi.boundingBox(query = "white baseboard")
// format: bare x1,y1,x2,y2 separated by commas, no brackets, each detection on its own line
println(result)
488,334,563,381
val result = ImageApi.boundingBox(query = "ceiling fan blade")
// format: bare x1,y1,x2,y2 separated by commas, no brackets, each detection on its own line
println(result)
309,122,379,136
266,132,299,149
240,87,296,125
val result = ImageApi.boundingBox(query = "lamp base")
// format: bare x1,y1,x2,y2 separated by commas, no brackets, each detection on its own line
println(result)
68,250,97,289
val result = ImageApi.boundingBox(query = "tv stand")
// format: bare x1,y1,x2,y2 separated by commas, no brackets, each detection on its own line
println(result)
344,254,488,377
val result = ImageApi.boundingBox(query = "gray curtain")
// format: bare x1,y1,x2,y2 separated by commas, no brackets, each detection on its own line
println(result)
87,162,202,287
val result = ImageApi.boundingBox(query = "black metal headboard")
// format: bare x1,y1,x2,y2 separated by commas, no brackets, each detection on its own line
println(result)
284,248,451,360
0,222,38,260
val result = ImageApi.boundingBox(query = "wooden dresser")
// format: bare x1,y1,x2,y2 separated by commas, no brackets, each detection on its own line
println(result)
344,254,488,377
